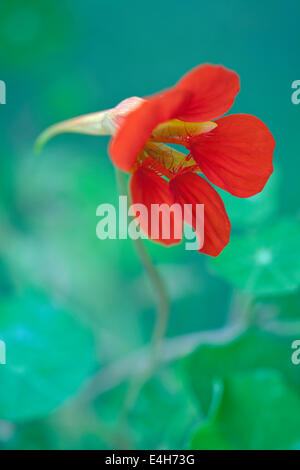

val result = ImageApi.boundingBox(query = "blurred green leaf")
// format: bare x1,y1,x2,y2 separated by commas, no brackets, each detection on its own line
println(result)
2,420,53,450
191,370,300,450
209,218,300,296
182,329,300,416
0,0,75,66
130,371,199,450
219,173,279,230
93,369,200,450
258,290,300,321
0,291,96,421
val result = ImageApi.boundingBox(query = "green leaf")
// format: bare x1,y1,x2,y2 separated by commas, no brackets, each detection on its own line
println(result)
219,173,279,229
94,369,200,450
258,291,300,321
129,372,199,450
2,420,54,450
0,0,74,67
191,370,300,450
209,218,300,296
182,329,300,416
0,291,96,421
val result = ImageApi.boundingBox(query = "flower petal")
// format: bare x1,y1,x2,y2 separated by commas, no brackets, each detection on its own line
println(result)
175,64,240,122
170,172,231,256
110,65,240,172
130,167,183,245
110,89,191,172
190,114,275,197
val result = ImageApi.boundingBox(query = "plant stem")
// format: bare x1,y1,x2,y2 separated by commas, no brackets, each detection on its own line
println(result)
133,236,170,363
79,321,248,403
114,168,170,442
115,168,170,363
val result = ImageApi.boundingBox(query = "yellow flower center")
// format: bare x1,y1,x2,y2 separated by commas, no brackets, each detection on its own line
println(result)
134,119,217,177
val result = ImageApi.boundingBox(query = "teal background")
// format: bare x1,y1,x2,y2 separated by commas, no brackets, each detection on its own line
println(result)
0,0,300,450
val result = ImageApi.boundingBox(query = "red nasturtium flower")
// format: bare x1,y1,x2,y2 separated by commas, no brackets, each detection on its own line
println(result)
37,64,275,256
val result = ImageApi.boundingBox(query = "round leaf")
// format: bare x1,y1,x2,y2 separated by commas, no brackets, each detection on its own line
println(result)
191,370,300,450
219,173,279,229
182,329,300,415
0,291,96,421
210,218,300,296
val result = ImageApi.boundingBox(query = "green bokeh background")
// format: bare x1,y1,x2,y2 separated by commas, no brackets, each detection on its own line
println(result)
0,0,300,450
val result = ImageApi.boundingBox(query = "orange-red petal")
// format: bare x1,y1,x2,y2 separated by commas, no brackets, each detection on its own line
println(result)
110,88,191,172
190,114,275,198
130,167,183,245
175,64,240,122
110,65,240,173
170,172,231,256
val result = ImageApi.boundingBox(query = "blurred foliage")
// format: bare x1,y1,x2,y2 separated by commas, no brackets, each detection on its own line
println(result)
0,290,96,421
182,329,300,416
129,372,199,450
191,370,300,450
219,173,280,231
0,0,75,67
0,0,300,451
210,218,300,296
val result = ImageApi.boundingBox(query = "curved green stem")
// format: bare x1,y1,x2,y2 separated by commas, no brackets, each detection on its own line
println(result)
115,169,170,362
114,169,170,444
133,236,169,363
